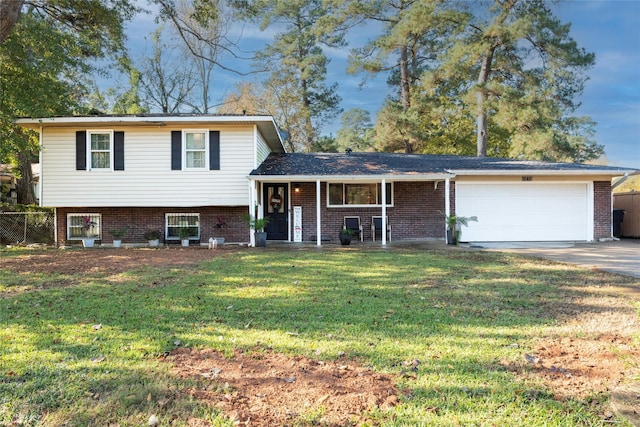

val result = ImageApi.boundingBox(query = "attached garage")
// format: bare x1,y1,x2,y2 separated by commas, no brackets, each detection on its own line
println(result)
455,182,592,242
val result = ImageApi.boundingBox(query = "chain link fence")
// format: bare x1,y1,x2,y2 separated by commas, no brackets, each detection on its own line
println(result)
0,211,55,245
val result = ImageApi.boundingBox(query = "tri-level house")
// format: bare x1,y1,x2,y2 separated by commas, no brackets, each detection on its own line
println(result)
17,114,637,246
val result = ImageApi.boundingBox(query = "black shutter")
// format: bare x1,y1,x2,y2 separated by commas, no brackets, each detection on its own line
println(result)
76,130,86,170
209,130,220,170
114,131,125,170
171,131,181,170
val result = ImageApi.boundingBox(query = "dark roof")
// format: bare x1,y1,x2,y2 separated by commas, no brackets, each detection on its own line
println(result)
250,152,636,177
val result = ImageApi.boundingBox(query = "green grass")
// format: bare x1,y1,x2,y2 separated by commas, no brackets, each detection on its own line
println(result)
1,247,638,426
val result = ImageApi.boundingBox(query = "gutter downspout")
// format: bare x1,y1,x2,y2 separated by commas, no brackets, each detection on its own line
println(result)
39,126,43,206
612,173,629,190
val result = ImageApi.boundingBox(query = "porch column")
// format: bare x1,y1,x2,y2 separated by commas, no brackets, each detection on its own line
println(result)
316,180,322,246
381,179,387,245
445,178,451,240
249,180,257,247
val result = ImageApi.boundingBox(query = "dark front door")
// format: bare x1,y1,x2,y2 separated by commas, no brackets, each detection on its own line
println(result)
264,183,288,240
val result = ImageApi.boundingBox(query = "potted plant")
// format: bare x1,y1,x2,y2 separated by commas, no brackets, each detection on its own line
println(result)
445,215,478,245
244,214,269,247
108,226,129,248
81,215,98,248
339,228,354,246
179,227,191,247
143,229,161,247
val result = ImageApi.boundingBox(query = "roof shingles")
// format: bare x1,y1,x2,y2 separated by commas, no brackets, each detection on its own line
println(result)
250,152,636,177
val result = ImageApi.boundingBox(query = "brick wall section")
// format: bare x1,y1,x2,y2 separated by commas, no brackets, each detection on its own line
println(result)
593,181,612,240
290,181,446,242
56,206,249,246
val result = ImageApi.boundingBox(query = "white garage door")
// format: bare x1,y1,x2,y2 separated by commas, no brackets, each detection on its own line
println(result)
455,182,591,242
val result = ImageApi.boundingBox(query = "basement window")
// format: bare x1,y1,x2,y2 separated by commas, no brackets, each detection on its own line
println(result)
67,213,102,240
165,213,200,240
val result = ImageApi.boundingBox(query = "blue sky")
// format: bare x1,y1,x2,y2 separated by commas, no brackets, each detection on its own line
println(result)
125,1,640,168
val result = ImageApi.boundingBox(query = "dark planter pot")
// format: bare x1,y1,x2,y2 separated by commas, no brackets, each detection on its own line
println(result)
446,229,458,245
339,232,352,245
255,231,267,247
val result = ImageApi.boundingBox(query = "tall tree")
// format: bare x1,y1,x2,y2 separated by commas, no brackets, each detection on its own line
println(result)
139,26,195,113
335,108,375,152
0,0,136,203
344,0,446,153
234,0,344,152
430,0,599,160
218,78,311,153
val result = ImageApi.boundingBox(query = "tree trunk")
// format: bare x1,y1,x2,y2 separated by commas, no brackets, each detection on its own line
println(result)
399,45,415,154
0,0,24,44
399,45,411,111
475,48,494,157
15,152,35,205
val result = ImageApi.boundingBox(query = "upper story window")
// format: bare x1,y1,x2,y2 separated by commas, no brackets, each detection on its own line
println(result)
89,131,113,170
76,130,124,171
328,182,393,207
184,131,208,170
171,130,220,171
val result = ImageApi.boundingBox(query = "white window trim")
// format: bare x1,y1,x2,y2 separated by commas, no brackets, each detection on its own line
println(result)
327,182,394,208
165,213,201,240
67,213,102,240
182,130,209,170
87,130,114,171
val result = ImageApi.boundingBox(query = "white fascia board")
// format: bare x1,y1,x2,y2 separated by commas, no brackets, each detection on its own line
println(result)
247,173,455,182
17,115,286,153
16,115,275,126
448,169,636,177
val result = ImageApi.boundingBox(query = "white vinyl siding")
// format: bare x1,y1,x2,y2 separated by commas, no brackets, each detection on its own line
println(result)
256,130,271,165
455,182,592,242
41,126,255,207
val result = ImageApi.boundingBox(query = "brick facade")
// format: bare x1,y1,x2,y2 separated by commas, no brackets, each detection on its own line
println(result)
289,181,447,242
56,179,611,245
56,206,249,246
593,181,612,240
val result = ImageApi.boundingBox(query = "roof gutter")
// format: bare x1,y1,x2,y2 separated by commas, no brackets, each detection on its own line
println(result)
247,173,455,182
447,169,636,177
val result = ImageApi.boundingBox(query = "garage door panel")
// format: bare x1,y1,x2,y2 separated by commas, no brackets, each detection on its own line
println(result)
456,183,590,242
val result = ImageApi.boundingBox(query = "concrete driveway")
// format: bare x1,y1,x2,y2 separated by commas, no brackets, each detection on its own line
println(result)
478,239,640,278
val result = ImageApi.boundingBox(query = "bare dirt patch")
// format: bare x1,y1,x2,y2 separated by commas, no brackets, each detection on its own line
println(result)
0,247,226,275
168,347,400,426
502,287,640,421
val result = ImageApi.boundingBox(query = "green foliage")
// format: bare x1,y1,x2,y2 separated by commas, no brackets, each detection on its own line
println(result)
233,0,345,152
0,0,138,200
0,248,637,425
242,214,269,232
345,0,600,162
335,108,375,152
309,134,338,152
108,226,129,240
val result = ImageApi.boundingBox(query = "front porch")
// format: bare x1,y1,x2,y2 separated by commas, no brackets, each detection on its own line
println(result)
250,179,454,246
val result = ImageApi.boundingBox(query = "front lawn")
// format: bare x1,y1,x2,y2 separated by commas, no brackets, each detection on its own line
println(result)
1,247,638,426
